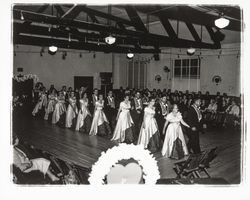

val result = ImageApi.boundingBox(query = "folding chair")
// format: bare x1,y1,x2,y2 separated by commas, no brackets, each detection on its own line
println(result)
71,164,91,184
173,147,217,179
198,147,218,178
173,153,205,179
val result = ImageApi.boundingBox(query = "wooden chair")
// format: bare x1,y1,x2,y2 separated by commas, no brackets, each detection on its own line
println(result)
198,147,218,178
173,153,205,178
173,147,217,179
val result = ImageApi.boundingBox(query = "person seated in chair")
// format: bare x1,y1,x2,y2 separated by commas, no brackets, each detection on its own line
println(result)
223,99,240,128
13,135,59,183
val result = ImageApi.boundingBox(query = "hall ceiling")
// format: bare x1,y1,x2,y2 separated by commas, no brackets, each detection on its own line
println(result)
13,4,242,54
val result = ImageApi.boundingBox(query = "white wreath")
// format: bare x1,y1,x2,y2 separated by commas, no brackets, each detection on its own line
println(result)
13,74,39,83
88,144,160,185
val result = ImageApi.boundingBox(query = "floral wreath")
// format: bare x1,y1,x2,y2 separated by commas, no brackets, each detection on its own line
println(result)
13,74,39,83
88,144,160,185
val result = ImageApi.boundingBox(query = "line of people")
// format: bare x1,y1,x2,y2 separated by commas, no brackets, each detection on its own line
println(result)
31,83,241,160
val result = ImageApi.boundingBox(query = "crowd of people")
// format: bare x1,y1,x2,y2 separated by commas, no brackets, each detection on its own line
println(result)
28,82,241,160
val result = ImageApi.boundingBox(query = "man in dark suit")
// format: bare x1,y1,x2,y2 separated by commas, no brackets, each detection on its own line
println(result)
105,90,117,132
155,95,169,141
90,88,98,114
186,97,202,154
131,91,143,140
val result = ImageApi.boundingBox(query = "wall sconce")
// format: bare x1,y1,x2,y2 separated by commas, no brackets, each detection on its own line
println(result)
212,75,222,85
155,75,162,83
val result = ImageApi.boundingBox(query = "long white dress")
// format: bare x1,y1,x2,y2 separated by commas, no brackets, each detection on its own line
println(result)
75,98,91,131
65,97,78,128
32,92,47,116
161,112,188,158
89,100,110,136
137,107,161,151
52,96,66,124
44,94,57,120
111,101,134,143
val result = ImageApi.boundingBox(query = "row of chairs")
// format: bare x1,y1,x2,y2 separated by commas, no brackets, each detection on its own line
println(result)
173,147,218,179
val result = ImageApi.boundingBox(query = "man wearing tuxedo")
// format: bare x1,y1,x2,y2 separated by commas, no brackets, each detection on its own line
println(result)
105,90,117,132
186,98,202,154
76,86,86,100
131,91,143,141
155,95,169,141
90,88,99,114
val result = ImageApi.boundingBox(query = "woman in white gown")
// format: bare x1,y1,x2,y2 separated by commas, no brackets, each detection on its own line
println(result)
44,89,57,120
65,91,78,128
32,87,47,117
111,94,134,143
52,91,66,124
89,94,111,136
137,98,161,152
161,104,190,159
75,93,92,133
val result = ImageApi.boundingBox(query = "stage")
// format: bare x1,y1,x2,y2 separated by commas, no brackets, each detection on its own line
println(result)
14,116,242,184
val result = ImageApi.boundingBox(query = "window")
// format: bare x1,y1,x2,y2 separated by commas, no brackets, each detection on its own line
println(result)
127,60,147,89
173,58,200,79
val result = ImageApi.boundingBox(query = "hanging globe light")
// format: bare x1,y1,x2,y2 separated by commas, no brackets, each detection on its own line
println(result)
127,52,134,59
215,16,230,29
105,35,116,45
187,47,196,55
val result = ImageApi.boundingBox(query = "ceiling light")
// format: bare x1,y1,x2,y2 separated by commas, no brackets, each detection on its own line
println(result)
127,52,134,59
105,35,116,45
215,16,230,29
187,47,196,55
20,11,24,20
49,45,58,53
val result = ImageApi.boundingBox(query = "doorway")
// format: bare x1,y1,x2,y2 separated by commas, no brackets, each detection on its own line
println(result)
74,76,93,95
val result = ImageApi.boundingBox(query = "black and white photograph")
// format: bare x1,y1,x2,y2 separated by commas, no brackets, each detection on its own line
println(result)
1,0,250,199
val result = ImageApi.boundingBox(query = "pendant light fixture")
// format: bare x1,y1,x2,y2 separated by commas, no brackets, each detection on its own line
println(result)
105,35,116,45
214,14,230,29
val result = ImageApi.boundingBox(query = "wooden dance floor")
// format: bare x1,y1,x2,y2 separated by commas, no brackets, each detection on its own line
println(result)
16,117,242,184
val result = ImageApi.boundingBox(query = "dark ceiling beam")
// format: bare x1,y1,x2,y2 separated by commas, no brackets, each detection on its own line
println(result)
200,5,241,20
185,22,201,42
135,5,241,31
205,26,221,48
77,5,136,27
13,10,219,49
36,4,49,13
60,5,80,19
125,6,148,32
13,22,146,46
88,14,99,23
13,22,219,50
158,15,178,39
13,34,161,54
116,22,126,29
22,4,50,26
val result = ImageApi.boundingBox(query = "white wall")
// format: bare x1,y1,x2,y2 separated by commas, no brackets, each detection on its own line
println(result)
13,43,241,96
13,45,113,90
115,43,241,96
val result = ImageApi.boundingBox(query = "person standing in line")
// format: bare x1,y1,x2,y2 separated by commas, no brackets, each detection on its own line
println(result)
105,90,117,132
65,91,78,128
131,91,143,141
155,95,169,142
111,94,134,143
75,93,92,133
186,98,202,154
90,88,99,114
161,104,189,159
89,94,111,136
137,98,161,152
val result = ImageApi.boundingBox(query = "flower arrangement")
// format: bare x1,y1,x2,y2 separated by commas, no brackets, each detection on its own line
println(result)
88,143,160,185
13,74,39,83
